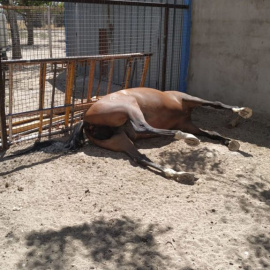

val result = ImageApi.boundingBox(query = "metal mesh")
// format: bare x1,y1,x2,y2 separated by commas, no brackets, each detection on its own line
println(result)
0,0,190,149
3,6,65,59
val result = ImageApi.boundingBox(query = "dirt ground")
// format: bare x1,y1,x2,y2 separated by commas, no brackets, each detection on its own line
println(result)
0,107,270,270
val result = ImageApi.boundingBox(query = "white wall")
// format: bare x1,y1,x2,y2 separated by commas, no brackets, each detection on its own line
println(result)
188,0,270,114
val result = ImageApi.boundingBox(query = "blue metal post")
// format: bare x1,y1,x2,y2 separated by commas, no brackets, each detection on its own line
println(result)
179,0,192,92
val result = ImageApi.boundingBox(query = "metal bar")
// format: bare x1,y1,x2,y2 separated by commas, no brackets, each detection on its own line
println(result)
10,115,66,135
6,101,96,119
121,59,129,89
9,114,83,140
96,61,102,97
169,0,177,90
2,53,152,65
8,64,13,143
49,63,57,138
12,116,40,127
7,105,73,118
87,60,96,102
161,7,169,91
47,6,53,60
107,59,114,94
65,61,76,127
140,56,150,87
52,0,189,9
82,61,87,102
8,129,70,146
130,60,137,87
124,59,133,89
39,63,47,138
70,64,77,129
0,55,8,150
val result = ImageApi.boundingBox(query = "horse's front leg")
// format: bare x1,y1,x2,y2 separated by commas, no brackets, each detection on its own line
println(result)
86,130,196,184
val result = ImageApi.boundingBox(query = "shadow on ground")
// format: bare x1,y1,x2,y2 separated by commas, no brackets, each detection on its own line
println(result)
192,107,270,149
234,233,270,269
17,216,171,270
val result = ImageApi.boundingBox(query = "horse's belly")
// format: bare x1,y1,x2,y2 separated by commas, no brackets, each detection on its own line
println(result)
144,116,177,130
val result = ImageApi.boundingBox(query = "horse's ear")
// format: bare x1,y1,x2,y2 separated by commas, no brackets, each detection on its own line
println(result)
64,122,85,150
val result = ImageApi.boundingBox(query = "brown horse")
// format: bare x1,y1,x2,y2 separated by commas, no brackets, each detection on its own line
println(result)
66,87,252,183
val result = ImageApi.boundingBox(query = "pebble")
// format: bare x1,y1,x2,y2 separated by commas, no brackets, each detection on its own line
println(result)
18,186,24,191
206,152,214,158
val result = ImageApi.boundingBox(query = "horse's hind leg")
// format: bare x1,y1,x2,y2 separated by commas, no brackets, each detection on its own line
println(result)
86,130,195,183
183,122,240,151
182,95,252,119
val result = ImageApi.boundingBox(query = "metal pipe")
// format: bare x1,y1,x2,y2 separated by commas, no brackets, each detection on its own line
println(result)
52,0,189,9
0,52,8,150
2,52,153,65
161,7,169,91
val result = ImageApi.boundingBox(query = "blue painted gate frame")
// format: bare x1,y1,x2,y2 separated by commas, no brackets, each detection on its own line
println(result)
179,0,192,93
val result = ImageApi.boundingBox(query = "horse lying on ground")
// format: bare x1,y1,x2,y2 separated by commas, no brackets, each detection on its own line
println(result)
65,87,252,183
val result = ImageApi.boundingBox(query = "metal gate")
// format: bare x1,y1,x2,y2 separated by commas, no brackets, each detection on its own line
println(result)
0,0,192,151
64,0,192,91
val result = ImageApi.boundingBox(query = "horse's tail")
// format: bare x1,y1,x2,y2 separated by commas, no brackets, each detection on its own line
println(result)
2,122,85,159
64,121,85,150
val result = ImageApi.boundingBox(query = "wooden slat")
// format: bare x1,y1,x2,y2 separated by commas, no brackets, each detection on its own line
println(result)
65,61,76,127
140,56,150,87
107,60,114,94
39,63,47,138
87,60,96,102
124,59,133,89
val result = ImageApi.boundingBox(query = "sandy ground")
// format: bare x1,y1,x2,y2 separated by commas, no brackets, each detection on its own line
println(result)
0,107,270,270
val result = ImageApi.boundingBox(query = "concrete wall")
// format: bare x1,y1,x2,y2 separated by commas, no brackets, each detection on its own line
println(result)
188,0,270,114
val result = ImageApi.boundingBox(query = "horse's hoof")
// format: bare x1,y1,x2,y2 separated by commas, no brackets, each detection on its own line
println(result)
233,107,252,119
164,169,195,184
228,140,240,151
184,134,200,146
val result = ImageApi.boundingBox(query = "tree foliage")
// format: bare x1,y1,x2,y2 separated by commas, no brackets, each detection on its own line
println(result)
0,1,60,6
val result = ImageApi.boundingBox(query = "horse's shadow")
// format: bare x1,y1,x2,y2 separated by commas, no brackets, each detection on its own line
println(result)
80,137,227,184
192,107,270,149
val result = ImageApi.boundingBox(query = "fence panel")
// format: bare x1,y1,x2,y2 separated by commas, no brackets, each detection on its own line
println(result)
0,1,191,150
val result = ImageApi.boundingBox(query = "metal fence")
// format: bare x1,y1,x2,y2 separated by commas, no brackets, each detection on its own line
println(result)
0,0,191,150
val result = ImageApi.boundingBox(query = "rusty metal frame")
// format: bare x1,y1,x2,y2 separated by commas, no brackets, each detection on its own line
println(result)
0,53,152,150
